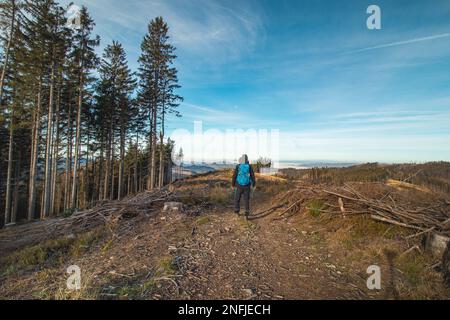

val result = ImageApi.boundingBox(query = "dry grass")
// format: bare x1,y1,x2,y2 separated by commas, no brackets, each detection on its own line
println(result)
319,214,449,299
0,228,106,277
154,255,178,277
196,216,211,226
209,186,231,205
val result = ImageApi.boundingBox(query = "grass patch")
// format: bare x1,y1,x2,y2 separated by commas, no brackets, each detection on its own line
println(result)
209,187,230,205
237,218,257,231
0,228,105,276
115,285,142,300
28,269,100,300
397,253,429,287
327,216,406,250
393,252,450,299
62,208,76,218
154,256,178,277
69,230,104,258
307,199,325,218
196,216,211,226
111,256,181,300
101,238,114,253
352,217,405,240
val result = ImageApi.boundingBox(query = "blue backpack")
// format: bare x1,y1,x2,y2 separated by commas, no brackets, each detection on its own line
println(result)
236,164,251,186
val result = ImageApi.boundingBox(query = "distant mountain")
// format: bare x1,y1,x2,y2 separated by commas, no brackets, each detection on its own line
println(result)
278,161,358,169
181,163,235,175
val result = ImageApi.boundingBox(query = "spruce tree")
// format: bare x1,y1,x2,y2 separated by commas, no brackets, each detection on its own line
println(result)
95,41,135,200
69,6,99,210
138,17,182,190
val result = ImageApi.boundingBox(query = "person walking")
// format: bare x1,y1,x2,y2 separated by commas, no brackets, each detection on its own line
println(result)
232,154,256,220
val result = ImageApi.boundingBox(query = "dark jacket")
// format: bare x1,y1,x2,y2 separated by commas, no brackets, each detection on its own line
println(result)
232,163,256,187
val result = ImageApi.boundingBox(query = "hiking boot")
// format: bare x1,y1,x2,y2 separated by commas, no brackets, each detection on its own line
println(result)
245,212,250,221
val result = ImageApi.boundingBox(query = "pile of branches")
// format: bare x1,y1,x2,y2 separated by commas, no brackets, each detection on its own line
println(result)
323,184,450,237
250,183,323,221
0,189,173,254
252,182,450,237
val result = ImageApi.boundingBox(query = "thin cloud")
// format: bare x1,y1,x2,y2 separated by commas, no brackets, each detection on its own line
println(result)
60,0,264,64
347,33,450,54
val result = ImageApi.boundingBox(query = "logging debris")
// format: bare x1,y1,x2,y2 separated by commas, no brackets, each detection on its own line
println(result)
252,182,449,238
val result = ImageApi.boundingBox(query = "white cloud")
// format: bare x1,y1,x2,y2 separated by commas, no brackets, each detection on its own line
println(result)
347,33,450,54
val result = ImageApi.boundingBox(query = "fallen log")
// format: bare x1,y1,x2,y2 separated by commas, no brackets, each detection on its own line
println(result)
370,215,425,231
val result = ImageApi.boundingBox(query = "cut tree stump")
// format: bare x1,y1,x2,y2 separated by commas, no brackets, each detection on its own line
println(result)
163,202,183,213
424,232,450,258
443,243,450,287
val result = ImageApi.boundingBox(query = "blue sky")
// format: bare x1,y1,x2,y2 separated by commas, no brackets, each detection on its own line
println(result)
62,0,450,163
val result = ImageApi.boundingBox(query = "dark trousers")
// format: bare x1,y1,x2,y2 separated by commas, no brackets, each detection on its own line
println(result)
234,185,251,214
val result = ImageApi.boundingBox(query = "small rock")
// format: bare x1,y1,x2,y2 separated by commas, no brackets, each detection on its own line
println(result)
242,289,254,296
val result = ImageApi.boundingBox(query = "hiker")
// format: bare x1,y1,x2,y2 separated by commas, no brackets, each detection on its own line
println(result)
232,154,256,219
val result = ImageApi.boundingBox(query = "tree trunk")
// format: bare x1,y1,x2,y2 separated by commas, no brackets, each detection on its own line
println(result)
64,97,73,211
104,119,113,200
42,61,56,218
149,109,157,190
12,150,21,224
147,110,153,190
0,0,16,109
84,125,90,207
158,131,164,189
134,133,139,193
98,142,104,201
91,155,97,204
4,103,15,225
118,122,125,200
158,105,165,188
103,135,111,200
127,170,131,196
28,81,42,221
71,71,84,210
50,86,61,216
110,132,115,201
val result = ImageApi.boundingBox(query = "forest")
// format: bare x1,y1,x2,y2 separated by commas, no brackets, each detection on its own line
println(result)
0,0,183,228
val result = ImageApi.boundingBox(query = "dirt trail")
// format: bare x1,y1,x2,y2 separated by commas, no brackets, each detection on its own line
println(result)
171,208,370,300
1,171,448,300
